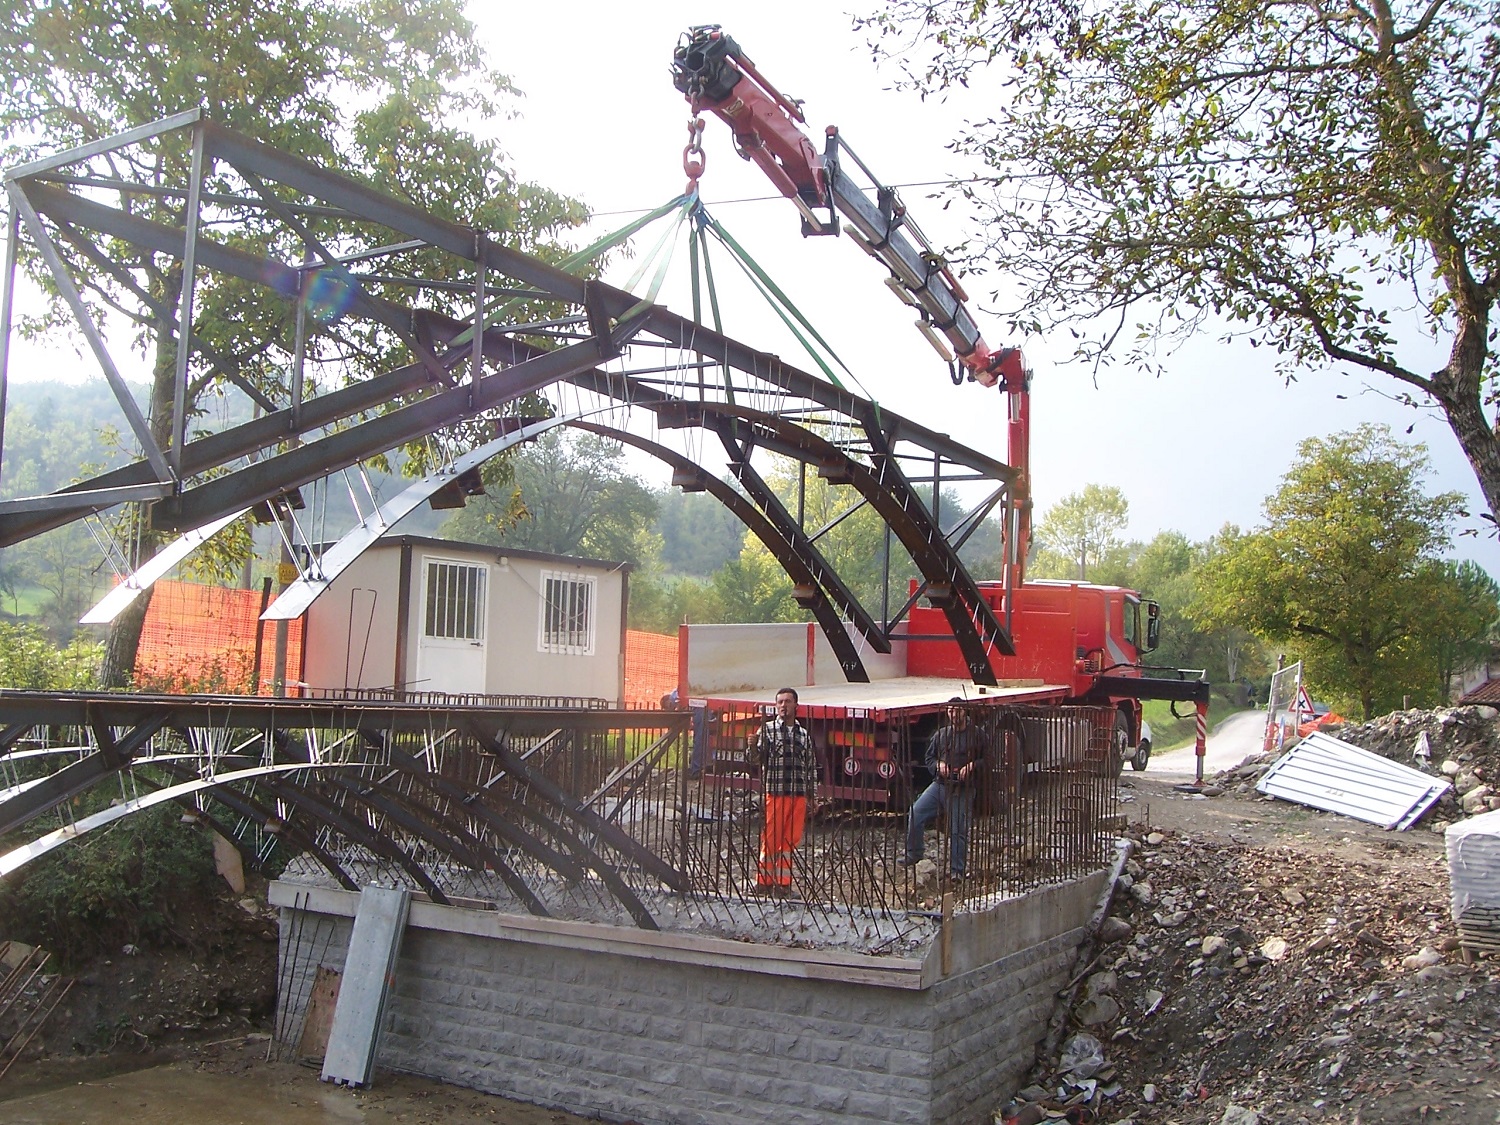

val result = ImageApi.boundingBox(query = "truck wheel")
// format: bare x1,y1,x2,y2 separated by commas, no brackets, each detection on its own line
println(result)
1131,739,1151,771
1109,710,1131,778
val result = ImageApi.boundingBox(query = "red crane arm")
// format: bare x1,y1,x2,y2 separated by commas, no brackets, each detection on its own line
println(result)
671,26,1033,578
670,26,1025,389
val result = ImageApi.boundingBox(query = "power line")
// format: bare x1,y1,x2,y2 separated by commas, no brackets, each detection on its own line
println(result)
587,178,987,219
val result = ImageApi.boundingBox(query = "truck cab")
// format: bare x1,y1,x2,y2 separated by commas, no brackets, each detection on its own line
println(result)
906,579,1160,769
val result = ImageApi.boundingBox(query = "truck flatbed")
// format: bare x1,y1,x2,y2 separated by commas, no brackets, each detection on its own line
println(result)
698,676,1070,719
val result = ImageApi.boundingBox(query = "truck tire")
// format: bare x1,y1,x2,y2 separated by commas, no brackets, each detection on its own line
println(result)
1130,738,1151,771
1107,709,1131,778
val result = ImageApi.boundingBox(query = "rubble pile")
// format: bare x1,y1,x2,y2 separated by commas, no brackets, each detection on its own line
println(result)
1334,705,1500,818
1004,826,1500,1125
1210,705,1500,825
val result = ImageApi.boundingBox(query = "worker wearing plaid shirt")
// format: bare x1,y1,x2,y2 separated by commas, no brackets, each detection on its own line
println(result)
755,687,817,891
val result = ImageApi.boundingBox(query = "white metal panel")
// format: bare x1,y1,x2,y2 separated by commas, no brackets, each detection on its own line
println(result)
1255,730,1451,830
1446,809,1500,952
79,508,248,624
321,885,411,1087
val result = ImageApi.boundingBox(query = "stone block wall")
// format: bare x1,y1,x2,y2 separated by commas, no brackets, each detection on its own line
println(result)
272,876,1104,1125
385,930,936,1124
930,932,1081,1122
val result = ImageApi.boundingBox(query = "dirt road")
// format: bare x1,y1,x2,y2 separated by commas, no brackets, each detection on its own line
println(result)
1149,708,1268,781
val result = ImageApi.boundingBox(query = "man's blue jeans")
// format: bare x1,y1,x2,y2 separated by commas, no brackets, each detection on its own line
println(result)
905,782,973,876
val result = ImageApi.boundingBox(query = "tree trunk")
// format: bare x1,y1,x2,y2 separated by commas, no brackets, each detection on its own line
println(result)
1431,309,1500,529
99,278,180,689
100,586,153,688
1437,386,1500,531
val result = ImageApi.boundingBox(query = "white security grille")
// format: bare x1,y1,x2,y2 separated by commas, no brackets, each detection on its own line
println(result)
423,560,487,640
539,571,595,655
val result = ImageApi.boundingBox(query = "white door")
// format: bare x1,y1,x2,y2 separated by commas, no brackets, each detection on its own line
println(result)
415,558,488,695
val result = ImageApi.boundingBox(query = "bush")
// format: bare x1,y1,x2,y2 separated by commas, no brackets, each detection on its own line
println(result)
0,621,102,689
0,805,219,965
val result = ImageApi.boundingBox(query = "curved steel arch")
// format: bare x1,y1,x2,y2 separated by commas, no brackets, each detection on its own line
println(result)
0,114,1026,651
252,768,454,905
657,401,1013,683
571,421,882,683
0,694,690,929
374,740,662,930
149,758,360,891
0,761,338,878
319,768,552,918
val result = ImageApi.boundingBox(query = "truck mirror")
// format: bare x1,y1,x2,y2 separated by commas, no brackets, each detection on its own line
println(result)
1145,602,1160,652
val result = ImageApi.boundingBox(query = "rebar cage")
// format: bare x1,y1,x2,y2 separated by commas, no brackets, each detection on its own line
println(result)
0,693,1120,952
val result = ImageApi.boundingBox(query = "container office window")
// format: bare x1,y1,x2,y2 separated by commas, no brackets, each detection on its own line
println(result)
539,571,596,655
424,560,487,640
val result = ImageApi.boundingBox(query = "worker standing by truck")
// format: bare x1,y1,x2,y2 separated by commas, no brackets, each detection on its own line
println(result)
901,699,986,879
754,687,817,895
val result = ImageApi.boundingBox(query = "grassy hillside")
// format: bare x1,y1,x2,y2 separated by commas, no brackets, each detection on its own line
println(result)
1143,697,1255,752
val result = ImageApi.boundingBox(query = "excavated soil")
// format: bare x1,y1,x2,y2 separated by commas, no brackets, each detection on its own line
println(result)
1025,771,1499,1125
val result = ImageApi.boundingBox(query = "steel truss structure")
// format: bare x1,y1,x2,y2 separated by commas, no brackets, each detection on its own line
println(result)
0,692,1121,939
0,112,1021,683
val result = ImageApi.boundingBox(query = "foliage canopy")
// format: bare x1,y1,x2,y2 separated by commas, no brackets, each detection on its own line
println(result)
866,0,1500,529
0,0,587,684
1031,483,1129,580
441,431,660,565
1194,424,1483,716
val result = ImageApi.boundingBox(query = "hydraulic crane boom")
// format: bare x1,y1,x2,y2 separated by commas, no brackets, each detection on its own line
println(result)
670,25,1032,582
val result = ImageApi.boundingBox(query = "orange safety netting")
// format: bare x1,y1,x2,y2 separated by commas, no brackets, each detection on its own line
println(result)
623,628,678,708
134,579,303,695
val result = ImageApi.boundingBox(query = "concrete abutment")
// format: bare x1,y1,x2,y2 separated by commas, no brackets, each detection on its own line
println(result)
271,868,1109,1124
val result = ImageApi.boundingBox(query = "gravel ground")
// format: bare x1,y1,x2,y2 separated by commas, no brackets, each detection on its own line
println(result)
1003,762,1499,1125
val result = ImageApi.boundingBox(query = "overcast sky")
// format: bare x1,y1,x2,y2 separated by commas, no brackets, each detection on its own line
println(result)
469,0,1495,569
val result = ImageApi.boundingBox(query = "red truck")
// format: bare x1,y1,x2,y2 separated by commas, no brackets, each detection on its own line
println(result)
671,27,1212,792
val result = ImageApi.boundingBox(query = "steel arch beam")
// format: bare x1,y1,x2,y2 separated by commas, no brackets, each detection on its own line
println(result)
570,421,880,682
0,714,169,837
2,114,1023,650
466,722,689,893
662,402,1012,681
153,756,359,891
124,766,287,885
374,740,660,930
321,770,550,918
370,740,590,883
253,770,451,905
714,434,887,647
0,761,339,879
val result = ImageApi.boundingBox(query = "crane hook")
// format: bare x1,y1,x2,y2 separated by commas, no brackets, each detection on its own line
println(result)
683,115,707,193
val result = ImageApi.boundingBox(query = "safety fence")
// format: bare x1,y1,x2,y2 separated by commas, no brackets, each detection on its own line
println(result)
133,579,303,695
622,628,678,708
133,588,674,707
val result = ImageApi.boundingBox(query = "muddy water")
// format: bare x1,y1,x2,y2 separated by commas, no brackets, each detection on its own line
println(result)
1,1065,394,1124
0,1054,592,1125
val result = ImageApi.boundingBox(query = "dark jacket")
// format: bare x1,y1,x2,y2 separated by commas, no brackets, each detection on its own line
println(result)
925,723,985,788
